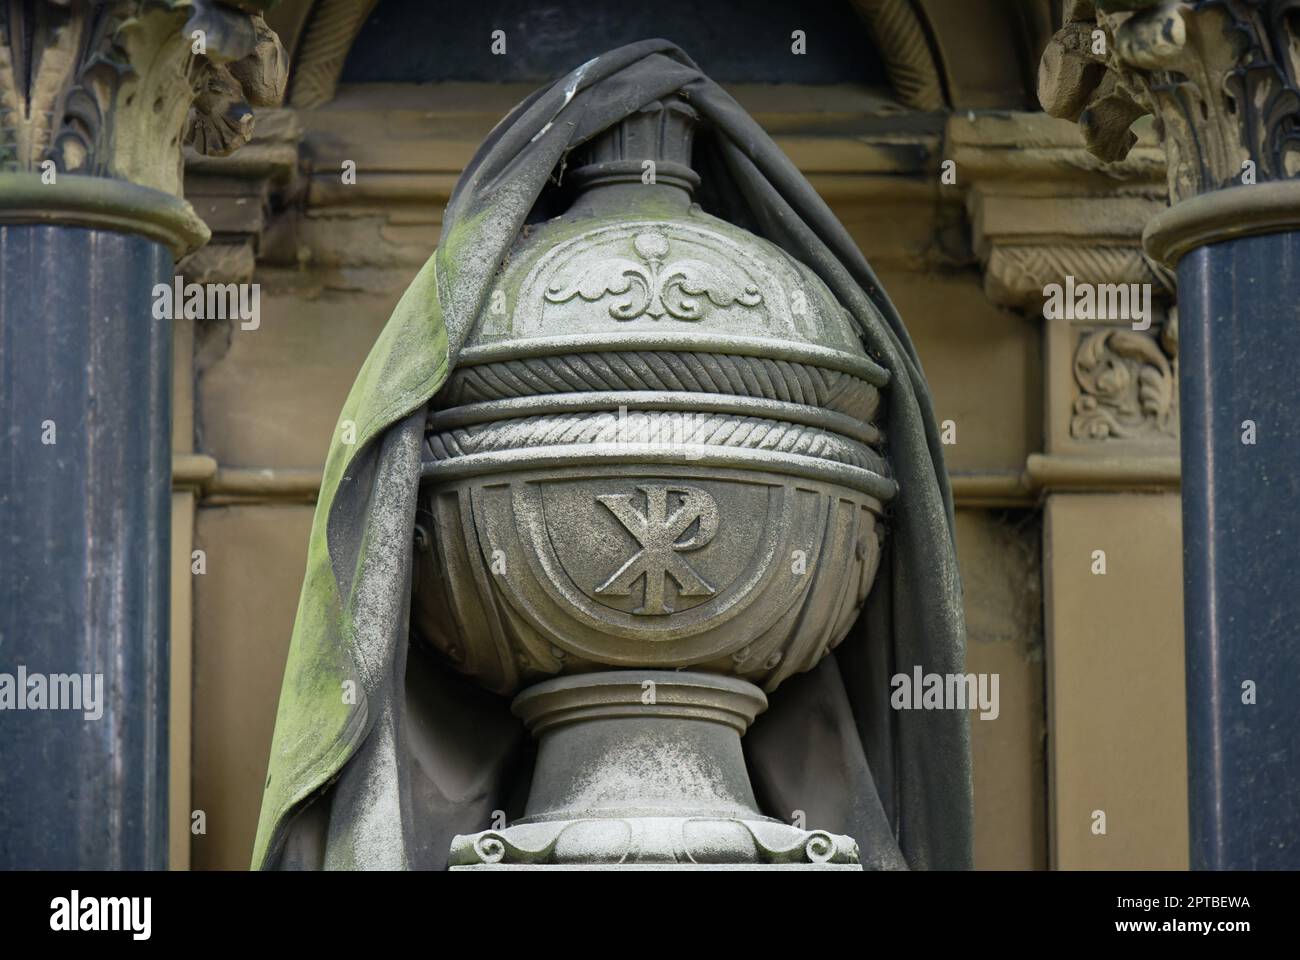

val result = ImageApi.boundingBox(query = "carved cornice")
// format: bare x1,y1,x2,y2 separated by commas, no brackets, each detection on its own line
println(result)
1040,0,1300,205
0,0,285,198
180,458,1185,505
1023,451,1180,490
951,111,1173,306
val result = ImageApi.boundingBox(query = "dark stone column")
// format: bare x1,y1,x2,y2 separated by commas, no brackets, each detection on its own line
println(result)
0,0,284,868
1041,0,1300,870
1176,227,1300,869
0,225,172,868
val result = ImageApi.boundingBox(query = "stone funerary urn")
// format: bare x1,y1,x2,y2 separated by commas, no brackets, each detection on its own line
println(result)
416,96,893,869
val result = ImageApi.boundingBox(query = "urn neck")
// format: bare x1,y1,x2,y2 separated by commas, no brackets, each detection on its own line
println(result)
511,670,767,823
566,97,700,214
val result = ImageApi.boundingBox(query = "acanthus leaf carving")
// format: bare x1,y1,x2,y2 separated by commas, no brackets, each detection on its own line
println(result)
1040,0,1300,203
0,0,285,195
185,5,286,158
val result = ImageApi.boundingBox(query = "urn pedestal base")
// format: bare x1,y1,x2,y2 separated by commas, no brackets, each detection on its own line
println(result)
448,671,861,869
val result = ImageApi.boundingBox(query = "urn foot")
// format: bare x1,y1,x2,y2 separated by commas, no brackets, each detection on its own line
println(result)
447,670,862,869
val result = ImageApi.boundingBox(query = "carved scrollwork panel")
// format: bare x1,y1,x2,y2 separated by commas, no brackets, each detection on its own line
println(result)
1070,319,1180,442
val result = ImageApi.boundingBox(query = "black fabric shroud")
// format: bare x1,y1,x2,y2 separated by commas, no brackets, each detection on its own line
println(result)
266,39,971,872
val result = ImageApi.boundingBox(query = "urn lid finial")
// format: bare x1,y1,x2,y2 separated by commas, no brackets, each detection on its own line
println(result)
568,96,701,196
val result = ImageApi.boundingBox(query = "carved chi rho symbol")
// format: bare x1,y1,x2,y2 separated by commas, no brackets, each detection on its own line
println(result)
595,484,719,615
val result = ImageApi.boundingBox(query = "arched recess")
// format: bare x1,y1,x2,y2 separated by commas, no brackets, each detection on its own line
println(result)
849,0,946,111
910,0,1058,110
272,0,950,111
272,0,1055,113
270,0,379,109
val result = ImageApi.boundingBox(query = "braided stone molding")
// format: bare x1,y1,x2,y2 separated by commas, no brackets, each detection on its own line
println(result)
426,410,886,474
985,242,1168,306
438,352,881,422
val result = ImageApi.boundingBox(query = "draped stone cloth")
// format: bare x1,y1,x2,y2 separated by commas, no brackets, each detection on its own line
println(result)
252,40,971,871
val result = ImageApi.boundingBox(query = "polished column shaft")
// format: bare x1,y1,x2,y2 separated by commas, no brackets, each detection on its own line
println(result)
1178,231,1300,869
0,224,172,869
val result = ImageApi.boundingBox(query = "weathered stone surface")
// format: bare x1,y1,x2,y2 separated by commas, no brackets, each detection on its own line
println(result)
416,99,888,868
0,1,285,195
1040,0,1300,203
448,671,861,868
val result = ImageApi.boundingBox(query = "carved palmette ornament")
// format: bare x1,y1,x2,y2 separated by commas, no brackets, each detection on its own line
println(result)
544,230,765,321
415,105,894,698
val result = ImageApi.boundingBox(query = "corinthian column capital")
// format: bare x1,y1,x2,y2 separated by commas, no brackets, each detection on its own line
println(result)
0,0,285,256
1040,1,1300,208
